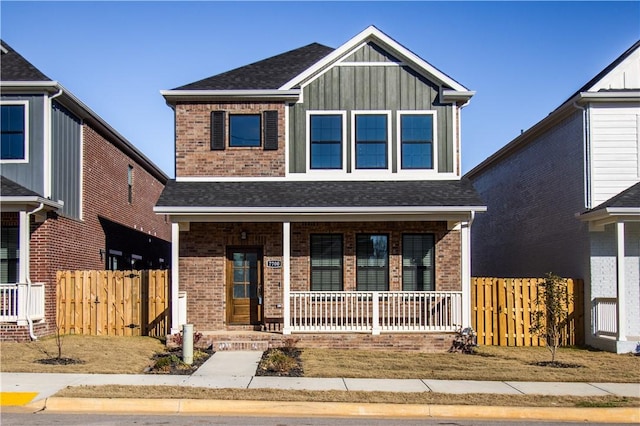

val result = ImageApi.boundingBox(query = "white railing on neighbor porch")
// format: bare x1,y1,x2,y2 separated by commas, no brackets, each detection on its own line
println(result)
593,297,617,337
0,283,45,324
290,291,462,334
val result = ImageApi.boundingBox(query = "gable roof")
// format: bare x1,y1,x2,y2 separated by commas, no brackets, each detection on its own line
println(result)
174,43,334,90
588,181,640,211
578,181,640,225
0,175,41,197
162,26,473,103
0,40,51,82
466,40,640,179
0,40,168,183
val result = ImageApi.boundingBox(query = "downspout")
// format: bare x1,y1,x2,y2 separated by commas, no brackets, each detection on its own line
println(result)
25,202,45,340
573,101,590,209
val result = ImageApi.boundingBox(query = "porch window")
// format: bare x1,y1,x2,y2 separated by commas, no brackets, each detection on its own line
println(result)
355,114,388,169
402,234,435,291
356,234,388,291
0,226,19,283
310,234,343,291
229,114,261,147
310,115,342,169
1,104,27,160
400,114,434,169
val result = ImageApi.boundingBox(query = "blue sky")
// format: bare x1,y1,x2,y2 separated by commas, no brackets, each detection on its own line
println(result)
2,1,638,177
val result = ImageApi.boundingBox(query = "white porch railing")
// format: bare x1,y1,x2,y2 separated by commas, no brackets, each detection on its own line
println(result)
593,297,617,337
0,283,45,324
290,291,462,334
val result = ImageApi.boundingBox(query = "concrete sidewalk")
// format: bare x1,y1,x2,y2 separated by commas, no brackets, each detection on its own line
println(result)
1,351,639,422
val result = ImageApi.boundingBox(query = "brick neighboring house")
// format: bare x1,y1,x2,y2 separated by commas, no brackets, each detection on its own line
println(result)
0,41,172,341
156,26,486,350
465,41,640,353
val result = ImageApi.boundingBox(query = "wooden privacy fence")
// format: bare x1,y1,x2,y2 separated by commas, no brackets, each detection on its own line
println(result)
472,277,584,347
56,270,170,337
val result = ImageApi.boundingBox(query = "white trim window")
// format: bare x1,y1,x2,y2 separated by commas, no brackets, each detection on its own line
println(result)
306,111,347,172
0,101,29,163
351,111,392,173
397,111,437,172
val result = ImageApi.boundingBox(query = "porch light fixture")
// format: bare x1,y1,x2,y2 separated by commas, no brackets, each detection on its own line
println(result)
240,231,247,240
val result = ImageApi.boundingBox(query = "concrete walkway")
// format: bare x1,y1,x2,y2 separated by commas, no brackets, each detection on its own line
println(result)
1,351,639,422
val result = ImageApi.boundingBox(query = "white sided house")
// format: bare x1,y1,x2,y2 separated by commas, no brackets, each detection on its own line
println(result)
466,41,640,353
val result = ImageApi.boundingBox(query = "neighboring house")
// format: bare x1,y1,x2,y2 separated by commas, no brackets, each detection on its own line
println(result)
0,41,172,341
155,26,486,350
466,41,640,353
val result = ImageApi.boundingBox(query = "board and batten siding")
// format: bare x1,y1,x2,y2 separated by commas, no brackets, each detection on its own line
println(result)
288,42,454,174
589,103,640,206
51,101,82,219
0,94,45,195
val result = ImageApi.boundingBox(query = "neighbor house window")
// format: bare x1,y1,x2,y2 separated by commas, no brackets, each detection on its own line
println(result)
355,114,388,169
1,103,27,161
127,165,133,203
356,234,388,291
310,234,343,291
229,114,261,147
400,113,434,169
402,234,435,291
310,115,343,169
1,226,19,283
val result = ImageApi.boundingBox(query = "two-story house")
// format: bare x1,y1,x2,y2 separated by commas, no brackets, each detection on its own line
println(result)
156,26,485,350
466,41,640,353
0,41,172,341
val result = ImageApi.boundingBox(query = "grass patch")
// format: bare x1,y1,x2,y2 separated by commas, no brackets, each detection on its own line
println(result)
300,345,640,383
54,385,640,407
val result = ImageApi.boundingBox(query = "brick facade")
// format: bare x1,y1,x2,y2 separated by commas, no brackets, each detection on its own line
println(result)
1,124,171,341
175,102,286,177
179,221,461,332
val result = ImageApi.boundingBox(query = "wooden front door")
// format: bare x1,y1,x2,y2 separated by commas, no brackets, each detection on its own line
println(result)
226,248,263,325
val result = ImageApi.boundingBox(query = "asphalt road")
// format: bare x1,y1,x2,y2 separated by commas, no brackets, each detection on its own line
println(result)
0,413,636,426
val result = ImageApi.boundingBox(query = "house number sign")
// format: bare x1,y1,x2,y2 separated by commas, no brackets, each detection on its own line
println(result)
266,260,282,268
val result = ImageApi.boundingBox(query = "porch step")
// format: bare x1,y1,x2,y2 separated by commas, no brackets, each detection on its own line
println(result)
211,340,270,351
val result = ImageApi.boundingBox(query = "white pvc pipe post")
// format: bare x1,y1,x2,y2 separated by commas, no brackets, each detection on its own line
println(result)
182,324,194,365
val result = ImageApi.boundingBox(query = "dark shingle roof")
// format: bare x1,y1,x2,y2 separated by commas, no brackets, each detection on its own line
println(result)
0,176,42,197
157,180,484,209
0,40,51,82
174,43,334,90
589,181,640,211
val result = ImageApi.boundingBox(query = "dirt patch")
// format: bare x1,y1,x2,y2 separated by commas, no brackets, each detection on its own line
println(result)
530,361,583,368
36,357,85,366
146,347,215,375
256,347,303,377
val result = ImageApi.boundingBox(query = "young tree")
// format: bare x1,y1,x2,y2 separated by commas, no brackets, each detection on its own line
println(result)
529,273,573,363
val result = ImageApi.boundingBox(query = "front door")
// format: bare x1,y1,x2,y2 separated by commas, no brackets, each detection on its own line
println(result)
226,248,263,325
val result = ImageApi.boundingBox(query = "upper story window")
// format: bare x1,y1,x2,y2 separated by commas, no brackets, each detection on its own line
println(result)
354,113,389,170
309,114,343,170
127,165,134,203
229,114,261,147
211,110,278,151
399,112,435,170
0,102,28,162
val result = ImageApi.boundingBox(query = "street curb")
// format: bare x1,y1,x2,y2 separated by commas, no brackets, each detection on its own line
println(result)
26,397,640,423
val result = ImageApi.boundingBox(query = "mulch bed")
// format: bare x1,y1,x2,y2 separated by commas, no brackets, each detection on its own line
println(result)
530,361,583,368
146,347,215,375
256,347,303,377
36,357,85,366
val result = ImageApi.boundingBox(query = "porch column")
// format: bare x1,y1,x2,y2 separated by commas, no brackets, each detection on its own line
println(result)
170,222,180,334
461,219,471,327
282,221,292,335
615,221,626,341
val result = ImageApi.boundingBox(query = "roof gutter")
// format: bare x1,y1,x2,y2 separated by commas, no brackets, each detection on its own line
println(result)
161,89,301,104
155,205,487,215
0,196,64,210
